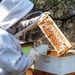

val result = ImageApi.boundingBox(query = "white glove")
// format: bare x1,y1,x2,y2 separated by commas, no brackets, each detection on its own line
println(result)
27,44,48,64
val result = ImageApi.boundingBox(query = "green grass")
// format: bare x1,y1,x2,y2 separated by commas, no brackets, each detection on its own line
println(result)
22,46,32,55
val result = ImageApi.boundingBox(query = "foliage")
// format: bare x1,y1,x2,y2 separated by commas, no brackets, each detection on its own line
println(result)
31,0,75,27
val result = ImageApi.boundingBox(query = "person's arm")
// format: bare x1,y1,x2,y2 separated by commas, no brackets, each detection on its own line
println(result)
0,29,32,74
0,29,48,74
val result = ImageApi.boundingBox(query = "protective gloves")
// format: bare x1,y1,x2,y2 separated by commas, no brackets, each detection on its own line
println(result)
27,44,48,64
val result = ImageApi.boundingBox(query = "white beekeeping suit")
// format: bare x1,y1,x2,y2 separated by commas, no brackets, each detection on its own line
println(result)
0,0,48,75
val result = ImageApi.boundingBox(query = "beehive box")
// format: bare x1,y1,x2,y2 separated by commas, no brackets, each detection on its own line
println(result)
25,50,75,75
37,14,72,56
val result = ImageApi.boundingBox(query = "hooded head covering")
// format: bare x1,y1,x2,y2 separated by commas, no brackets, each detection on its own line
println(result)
0,0,34,30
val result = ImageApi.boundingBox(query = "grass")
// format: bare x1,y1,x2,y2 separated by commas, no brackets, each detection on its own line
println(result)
22,46,32,55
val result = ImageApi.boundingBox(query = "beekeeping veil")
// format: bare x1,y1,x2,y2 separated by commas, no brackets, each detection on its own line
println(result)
0,0,34,30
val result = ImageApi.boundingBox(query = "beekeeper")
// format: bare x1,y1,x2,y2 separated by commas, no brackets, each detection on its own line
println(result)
0,0,48,75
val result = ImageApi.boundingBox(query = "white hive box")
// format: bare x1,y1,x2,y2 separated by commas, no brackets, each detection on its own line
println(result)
34,50,75,75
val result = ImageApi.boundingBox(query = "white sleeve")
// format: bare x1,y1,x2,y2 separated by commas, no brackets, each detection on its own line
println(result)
0,29,33,74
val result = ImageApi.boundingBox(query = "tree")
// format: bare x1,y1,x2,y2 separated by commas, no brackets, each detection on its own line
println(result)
31,0,75,27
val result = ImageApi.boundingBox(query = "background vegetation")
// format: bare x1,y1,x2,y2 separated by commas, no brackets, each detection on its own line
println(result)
31,0,75,27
